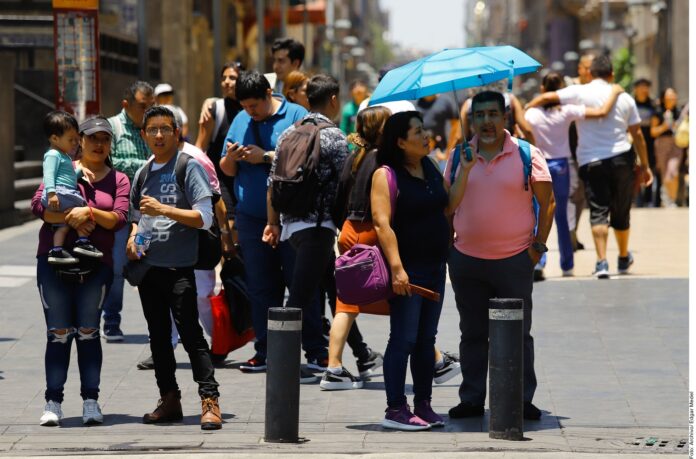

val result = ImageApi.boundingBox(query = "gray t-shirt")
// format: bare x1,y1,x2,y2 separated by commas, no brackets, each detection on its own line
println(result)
130,152,213,268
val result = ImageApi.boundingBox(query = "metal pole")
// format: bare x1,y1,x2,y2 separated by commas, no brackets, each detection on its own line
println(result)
256,0,265,73
264,307,302,443
488,298,524,441
212,0,222,96
601,0,609,49
137,0,148,80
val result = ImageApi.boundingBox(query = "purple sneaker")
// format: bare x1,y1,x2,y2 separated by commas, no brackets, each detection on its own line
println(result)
381,404,431,431
414,400,445,427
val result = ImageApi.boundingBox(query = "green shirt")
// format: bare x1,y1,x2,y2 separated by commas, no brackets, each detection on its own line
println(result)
340,100,360,135
108,109,152,181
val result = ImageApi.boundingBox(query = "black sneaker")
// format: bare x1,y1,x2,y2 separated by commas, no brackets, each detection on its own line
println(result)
137,355,154,370
72,239,103,258
434,352,461,384
239,356,267,372
48,248,78,265
356,348,384,378
523,402,542,420
448,402,484,418
306,357,329,372
102,325,124,342
319,367,363,390
300,367,319,384
618,252,634,274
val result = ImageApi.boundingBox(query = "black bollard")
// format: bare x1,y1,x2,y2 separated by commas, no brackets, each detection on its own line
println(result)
488,298,524,441
264,307,302,443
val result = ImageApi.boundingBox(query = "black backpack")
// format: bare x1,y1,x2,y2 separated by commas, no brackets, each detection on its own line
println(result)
134,152,222,270
270,117,334,218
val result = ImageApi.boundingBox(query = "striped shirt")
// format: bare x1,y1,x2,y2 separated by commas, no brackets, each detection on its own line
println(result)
108,109,152,181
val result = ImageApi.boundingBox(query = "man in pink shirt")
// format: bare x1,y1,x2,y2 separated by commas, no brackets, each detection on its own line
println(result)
444,91,555,421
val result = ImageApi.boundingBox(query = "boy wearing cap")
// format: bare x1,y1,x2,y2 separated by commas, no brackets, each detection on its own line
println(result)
41,111,103,265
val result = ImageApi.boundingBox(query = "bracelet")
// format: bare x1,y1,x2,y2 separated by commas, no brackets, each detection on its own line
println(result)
87,206,95,222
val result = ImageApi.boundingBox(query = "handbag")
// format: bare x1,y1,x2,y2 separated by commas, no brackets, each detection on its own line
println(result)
675,114,689,149
122,259,151,287
335,166,397,306
219,254,253,334
209,288,255,355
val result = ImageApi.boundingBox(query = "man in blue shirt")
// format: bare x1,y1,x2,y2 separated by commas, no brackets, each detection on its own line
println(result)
220,71,323,381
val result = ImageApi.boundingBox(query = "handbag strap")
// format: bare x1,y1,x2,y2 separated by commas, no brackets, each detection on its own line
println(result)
381,165,398,223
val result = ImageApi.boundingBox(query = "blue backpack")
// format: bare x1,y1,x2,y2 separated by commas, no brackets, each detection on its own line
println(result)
450,139,540,234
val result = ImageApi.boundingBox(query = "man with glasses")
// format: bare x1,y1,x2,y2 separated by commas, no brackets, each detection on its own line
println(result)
127,105,222,430
102,81,155,342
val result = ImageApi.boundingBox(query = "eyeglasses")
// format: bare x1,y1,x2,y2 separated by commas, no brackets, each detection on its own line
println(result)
145,126,175,137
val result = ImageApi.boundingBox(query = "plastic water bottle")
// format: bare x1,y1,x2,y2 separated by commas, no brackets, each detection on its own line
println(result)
664,110,674,129
134,215,154,257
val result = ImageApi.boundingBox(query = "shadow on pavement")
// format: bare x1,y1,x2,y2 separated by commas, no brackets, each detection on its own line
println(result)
0,337,17,342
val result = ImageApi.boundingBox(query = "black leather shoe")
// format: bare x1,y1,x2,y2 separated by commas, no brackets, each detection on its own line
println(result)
523,402,541,420
448,402,484,418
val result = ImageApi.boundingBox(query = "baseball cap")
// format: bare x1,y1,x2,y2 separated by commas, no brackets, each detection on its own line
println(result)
154,83,174,97
80,117,113,136
633,77,651,87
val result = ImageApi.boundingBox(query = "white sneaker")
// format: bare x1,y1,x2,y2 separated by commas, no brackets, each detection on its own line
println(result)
319,368,364,390
434,352,461,384
82,399,103,425
39,401,63,426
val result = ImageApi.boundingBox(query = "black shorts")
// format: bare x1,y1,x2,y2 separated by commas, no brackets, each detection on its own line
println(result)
579,149,635,230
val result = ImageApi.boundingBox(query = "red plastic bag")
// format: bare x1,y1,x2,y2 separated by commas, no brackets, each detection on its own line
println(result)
210,289,255,355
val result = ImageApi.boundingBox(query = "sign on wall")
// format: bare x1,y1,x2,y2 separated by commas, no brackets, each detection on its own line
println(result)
52,0,100,120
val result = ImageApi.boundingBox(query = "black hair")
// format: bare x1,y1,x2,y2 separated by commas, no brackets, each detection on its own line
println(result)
590,55,613,79
272,37,305,66
377,111,422,168
220,61,245,77
541,72,564,110
142,105,178,129
235,70,271,102
44,110,79,138
307,74,339,109
471,91,505,114
123,81,154,102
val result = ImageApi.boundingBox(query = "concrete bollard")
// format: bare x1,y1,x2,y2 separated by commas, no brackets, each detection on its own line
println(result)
264,307,302,443
488,298,524,441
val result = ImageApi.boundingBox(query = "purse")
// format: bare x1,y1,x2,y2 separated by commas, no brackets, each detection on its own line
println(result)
209,289,255,355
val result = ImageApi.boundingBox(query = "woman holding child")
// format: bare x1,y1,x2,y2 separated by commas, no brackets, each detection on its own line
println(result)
31,114,130,427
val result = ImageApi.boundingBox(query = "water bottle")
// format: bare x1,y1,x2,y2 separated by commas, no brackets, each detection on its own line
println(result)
134,215,154,257
664,110,674,129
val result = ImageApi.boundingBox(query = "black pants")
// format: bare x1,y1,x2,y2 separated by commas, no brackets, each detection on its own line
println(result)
322,252,370,361
286,226,337,359
138,266,219,399
448,248,537,405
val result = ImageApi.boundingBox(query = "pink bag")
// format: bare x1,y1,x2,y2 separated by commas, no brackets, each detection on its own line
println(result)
335,166,397,306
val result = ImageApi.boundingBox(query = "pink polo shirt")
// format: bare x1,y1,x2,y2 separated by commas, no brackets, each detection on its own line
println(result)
444,131,552,260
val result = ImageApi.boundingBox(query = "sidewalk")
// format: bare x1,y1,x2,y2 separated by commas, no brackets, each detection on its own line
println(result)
0,208,688,457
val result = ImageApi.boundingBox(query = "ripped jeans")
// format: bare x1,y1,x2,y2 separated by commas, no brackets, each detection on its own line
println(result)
36,256,112,403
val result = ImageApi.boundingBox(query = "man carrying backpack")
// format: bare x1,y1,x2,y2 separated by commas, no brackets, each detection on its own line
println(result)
263,75,348,363
444,91,555,421
218,71,325,381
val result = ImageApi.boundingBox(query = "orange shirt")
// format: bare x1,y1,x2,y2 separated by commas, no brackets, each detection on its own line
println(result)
444,131,552,260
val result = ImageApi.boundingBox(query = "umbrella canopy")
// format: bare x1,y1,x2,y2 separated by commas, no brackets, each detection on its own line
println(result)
369,46,541,106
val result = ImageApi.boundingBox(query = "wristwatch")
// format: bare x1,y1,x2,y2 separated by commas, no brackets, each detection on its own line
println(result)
263,151,272,164
531,241,548,254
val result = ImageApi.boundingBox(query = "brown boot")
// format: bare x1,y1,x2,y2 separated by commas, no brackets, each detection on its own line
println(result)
200,397,222,430
143,390,183,424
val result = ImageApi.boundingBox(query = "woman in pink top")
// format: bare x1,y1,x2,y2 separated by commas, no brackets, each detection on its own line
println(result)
524,72,623,275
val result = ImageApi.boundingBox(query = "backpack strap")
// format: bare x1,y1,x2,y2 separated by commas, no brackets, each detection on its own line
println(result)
517,138,532,191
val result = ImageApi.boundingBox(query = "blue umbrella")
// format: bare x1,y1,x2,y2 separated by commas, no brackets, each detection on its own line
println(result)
369,45,541,106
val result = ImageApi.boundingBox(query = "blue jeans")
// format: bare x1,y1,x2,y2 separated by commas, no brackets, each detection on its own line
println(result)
37,256,112,402
102,225,128,328
547,158,574,271
235,213,326,361
384,262,445,408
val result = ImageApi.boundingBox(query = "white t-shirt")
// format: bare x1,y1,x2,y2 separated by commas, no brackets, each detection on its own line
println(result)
524,105,585,160
556,79,641,166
